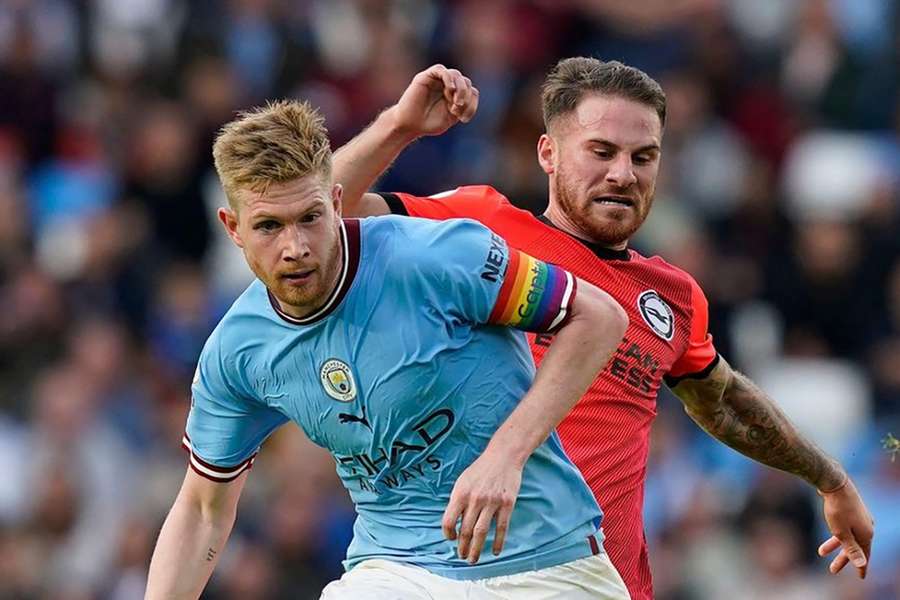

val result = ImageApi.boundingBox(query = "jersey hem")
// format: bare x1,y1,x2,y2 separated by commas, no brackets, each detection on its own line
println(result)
344,526,604,581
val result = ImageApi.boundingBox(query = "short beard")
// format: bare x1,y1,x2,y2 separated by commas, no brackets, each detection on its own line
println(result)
261,221,344,315
553,172,652,247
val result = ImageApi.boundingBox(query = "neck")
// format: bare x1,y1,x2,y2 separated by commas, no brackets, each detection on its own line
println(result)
542,203,629,251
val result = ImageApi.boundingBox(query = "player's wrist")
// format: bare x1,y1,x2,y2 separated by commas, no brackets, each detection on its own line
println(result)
381,106,423,144
485,434,531,470
816,465,850,496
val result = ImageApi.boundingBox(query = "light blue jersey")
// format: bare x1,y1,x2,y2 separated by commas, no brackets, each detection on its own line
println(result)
185,216,604,579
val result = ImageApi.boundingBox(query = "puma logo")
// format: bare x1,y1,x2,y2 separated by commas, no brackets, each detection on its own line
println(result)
338,406,371,430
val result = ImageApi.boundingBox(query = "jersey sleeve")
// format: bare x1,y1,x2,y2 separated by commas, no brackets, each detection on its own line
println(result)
183,336,289,482
398,217,576,334
664,276,720,386
377,185,508,221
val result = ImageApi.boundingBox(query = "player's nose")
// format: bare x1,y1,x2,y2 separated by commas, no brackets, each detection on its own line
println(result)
281,226,311,260
605,156,637,187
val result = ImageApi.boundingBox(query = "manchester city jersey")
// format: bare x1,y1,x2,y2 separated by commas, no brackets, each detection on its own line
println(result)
184,216,604,580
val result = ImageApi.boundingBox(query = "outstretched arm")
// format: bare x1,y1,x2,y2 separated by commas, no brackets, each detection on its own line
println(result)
443,281,628,564
145,469,247,599
333,64,479,217
671,357,874,578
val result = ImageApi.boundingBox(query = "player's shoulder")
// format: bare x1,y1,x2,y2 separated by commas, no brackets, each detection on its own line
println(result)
629,251,706,296
431,185,524,219
201,280,277,362
359,214,500,288
362,212,492,249
432,184,512,206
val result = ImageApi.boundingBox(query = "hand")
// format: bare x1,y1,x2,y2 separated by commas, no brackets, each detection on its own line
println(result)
441,450,522,564
816,477,874,578
390,64,479,139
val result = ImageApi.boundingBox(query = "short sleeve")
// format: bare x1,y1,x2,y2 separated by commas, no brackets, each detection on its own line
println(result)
399,218,576,334
664,276,719,386
184,337,289,482
378,185,508,221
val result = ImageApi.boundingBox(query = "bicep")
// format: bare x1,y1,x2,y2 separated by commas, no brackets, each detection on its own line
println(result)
485,249,580,334
350,192,390,217
565,279,627,330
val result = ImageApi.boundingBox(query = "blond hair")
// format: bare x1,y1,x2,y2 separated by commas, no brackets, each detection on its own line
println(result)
213,100,332,208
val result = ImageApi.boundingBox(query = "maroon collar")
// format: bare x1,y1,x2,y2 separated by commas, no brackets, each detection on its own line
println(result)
267,219,361,325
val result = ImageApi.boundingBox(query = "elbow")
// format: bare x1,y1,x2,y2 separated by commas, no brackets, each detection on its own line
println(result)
595,286,629,340
605,294,629,340
581,282,628,342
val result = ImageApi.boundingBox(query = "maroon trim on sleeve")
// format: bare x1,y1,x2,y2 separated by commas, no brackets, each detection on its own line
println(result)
182,433,257,483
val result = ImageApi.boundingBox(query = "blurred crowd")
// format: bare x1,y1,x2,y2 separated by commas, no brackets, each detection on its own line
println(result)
0,0,898,598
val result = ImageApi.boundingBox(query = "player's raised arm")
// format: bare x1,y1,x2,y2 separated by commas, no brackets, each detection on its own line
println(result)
333,64,479,217
145,468,247,599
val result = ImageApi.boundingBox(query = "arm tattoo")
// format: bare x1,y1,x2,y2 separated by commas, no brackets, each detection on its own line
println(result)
206,548,217,562
674,362,845,491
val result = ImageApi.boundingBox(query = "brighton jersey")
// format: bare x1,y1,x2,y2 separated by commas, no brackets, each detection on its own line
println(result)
184,216,605,580
381,186,720,600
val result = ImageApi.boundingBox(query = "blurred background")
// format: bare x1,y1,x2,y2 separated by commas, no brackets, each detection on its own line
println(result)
0,0,898,598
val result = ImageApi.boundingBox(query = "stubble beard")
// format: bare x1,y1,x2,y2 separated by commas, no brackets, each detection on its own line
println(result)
553,170,653,247
260,224,344,317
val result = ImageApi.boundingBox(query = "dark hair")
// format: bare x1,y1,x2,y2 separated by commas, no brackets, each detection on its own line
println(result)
541,57,666,129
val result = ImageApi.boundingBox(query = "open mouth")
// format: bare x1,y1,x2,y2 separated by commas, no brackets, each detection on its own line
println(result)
593,196,635,208
282,269,315,282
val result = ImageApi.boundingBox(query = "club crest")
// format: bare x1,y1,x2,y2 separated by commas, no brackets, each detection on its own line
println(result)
637,290,674,341
320,359,357,402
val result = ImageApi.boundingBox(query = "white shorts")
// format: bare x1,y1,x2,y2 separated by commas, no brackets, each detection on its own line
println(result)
319,553,630,599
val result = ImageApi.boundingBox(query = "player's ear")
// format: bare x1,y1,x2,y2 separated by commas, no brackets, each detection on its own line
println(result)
331,183,343,218
537,134,555,175
218,206,244,248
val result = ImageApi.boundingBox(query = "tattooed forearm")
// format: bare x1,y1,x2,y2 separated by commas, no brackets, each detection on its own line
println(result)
674,361,846,492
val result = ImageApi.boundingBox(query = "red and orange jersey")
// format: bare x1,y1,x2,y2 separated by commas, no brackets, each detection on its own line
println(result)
380,186,719,600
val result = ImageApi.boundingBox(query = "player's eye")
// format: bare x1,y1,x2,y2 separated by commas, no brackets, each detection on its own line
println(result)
254,220,281,232
301,212,322,224
633,154,650,165
593,149,613,160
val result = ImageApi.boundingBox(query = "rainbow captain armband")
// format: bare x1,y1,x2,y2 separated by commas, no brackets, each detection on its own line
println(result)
488,249,576,333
